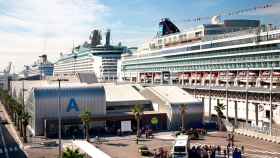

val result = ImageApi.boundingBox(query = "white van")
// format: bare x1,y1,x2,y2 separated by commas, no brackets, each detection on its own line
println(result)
171,135,190,158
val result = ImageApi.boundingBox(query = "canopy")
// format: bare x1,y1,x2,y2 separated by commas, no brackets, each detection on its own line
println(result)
73,140,111,158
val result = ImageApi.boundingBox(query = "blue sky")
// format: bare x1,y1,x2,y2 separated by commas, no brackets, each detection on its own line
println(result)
0,0,279,72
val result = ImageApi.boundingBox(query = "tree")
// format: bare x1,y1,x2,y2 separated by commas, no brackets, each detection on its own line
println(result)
22,111,31,143
132,104,143,144
180,104,187,132
15,104,24,137
62,147,85,158
214,103,225,131
80,110,92,142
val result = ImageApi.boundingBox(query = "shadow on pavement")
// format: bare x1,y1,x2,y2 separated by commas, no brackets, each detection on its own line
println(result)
0,123,27,158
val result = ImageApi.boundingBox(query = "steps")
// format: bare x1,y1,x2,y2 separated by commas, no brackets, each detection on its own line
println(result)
139,88,169,112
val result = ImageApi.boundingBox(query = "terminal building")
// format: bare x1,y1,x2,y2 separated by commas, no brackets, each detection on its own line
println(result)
10,80,203,137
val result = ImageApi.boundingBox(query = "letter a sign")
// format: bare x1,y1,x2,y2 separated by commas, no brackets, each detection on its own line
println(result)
67,98,80,112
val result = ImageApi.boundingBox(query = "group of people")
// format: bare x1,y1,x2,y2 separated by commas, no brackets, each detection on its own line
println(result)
188,144,243,158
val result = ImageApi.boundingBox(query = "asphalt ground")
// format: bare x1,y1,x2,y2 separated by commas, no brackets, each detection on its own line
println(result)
0,117,27,158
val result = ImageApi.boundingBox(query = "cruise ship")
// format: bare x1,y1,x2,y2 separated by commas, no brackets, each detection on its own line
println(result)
54,29,127,81
22,54,54,80
121,17,280,87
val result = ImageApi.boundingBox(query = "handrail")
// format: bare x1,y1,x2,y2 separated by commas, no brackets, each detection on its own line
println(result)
123,27,280,60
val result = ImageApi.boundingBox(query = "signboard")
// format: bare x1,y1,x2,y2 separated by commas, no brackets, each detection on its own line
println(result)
67,98,80,112
121,121,132,132
151,117,158,125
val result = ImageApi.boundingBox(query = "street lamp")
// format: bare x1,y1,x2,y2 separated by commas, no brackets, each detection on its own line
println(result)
208,68,212,120
55,78,67,158
73,54,77,75
58,78,62,158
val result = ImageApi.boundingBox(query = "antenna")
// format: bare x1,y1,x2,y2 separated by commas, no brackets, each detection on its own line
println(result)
72,40,75,53
181,4,272,23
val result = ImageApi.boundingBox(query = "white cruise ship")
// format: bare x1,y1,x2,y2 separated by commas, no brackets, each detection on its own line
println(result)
22,54,54,80
54,30,127,81
121,18,280,87
121,17,280,126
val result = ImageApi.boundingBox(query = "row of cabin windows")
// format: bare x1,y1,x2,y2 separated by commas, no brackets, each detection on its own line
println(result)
141,33,280,59
124,53,279,69
124,61,280,72
123,44,278,65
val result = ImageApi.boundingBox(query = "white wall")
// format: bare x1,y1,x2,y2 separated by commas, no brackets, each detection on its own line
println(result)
92,56,102,80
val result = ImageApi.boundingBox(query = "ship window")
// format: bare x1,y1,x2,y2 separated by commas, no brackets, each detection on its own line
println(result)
173,36,177,43
195,31,202,37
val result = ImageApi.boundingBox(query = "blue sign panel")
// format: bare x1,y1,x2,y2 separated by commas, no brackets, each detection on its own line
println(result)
67,98,80,112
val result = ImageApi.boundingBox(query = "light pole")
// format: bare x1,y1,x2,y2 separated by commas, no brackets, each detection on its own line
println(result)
208,68,212,120
57,78,63,158
73,54,77,75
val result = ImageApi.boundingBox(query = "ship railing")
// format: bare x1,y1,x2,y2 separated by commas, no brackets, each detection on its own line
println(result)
203,28,260,41
122,26,280,60
203,25,280,42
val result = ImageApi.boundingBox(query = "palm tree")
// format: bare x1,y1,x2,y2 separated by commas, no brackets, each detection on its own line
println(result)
180,104,187,132
132,104,143,144
15,104,24,136
22,111,31,143
80,110,92,142
63,147,85,158
214,103,225,131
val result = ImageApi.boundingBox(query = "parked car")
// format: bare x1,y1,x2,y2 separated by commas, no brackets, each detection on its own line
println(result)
138,145,150,156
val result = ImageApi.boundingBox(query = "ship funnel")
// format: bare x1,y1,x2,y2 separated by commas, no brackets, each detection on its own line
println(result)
158,18,180,36
105,29,111,47
90,29,102,47
40,54,47,63
211,16,221,24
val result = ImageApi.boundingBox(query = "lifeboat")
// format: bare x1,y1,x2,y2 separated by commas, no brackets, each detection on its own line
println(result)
177,72,190,80
204,72,218,80
219,72,236,82
191,72,202,80
140,73,147,79
238,71,257,83
154,73,161,80
261,71,280,83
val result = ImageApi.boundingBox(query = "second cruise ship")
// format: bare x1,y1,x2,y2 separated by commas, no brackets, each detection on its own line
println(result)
54,29,127,81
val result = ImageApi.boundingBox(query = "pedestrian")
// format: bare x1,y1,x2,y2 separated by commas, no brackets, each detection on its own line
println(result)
241,145,244,154
223,149,227,158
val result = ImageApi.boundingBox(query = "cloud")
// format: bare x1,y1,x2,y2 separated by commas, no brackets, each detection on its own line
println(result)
0,0,109,72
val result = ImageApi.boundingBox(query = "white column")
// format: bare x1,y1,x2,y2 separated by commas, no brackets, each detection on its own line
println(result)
255,103,259,126
234,100,238,127
226,70,229,120
208,70,212,120
245,69,249,126
269,67,273,136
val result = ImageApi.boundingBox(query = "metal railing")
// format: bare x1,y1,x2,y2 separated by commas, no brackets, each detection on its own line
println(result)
237,122,280,137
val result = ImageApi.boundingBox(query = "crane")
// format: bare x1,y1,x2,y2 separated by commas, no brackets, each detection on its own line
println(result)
0,62,12,75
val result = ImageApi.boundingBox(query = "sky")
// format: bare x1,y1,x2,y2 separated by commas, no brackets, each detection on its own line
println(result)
0,0,279,72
